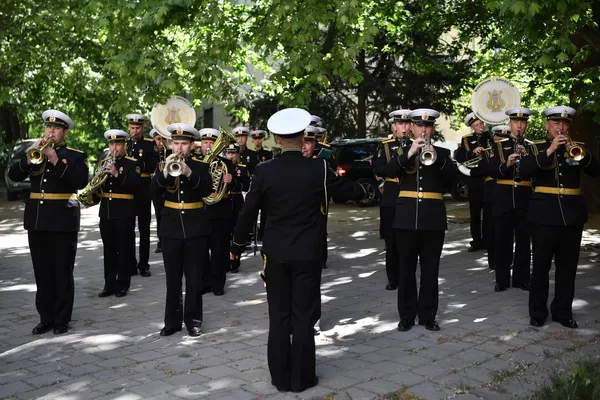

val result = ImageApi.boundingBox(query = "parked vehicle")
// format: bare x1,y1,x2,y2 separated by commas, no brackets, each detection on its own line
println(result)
4,139,36,201
329,138,381,207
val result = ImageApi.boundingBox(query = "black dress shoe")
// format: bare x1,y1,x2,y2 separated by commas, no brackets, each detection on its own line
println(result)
230,267,239,273
213,289,225,296
385,282,398,290
530,318,545,327
552,317,578,329
53,324,69,334
397,319,414,332
494,284,508,292
32,322,53,335
187,326,203,337
513,283,530,291
291,376,318,393
420,320,440,331
115,290,127,298
271,380,290,392
154,247,162,253
140,270,151,277
160,326,182,336
98,289,114,298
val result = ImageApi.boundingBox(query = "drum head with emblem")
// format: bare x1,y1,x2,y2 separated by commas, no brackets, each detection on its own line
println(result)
151,96,197,139
471,77,520,125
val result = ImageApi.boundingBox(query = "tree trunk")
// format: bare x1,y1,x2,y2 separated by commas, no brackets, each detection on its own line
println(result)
0,107,22,143
356,50,367,138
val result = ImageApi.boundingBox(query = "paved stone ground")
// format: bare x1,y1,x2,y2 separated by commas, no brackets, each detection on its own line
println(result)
0,197,599,400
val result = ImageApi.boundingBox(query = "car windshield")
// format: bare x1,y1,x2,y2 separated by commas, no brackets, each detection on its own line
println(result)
335,143,378,164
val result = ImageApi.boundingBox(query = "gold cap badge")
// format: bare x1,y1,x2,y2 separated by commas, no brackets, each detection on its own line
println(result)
517,110,523,117
176,126,183,135
49,114,56,122
110,133,117,139
422,112,429,121
133,117,139,122
561,110,568,118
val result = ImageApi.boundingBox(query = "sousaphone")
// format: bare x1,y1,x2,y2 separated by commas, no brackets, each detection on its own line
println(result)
151,95,197,139
471,77,520,125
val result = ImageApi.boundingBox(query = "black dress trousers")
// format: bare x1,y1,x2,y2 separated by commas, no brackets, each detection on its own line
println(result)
100,218,134,292
264,255,321,392
529,224,583,322
494,209,530,288
133,181,152,273
467,180,484,247
203,218,231,292
28,231,78,326
162,236,207,329
380,206,398,285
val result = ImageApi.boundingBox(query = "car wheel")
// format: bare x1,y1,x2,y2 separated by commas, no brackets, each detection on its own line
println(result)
451,178,468,201
355,178,380,207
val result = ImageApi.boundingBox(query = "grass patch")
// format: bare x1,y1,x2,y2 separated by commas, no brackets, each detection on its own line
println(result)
160,367,177,377
491,363,531,385
382,387,422,400
454,382,471,394
530,359,600,400
321,392,337,400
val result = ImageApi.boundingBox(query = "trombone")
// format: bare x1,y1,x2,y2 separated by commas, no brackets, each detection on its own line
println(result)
28,139,55,165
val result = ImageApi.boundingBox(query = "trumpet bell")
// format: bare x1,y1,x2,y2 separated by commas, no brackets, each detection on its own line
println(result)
167,156,185,177
420,150,437,166
567,144,585,161
27,139,55,165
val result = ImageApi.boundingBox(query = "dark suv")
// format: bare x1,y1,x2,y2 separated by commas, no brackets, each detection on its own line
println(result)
329,138,381,207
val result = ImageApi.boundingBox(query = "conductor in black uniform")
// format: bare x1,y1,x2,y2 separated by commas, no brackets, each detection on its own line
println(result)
488,107,534,292
97,130,141,298
150,123,213,337
126,113,159,277
199,128,241,296
233,127,256,173
8,110,88,335
251,130,273,163
373,109,412,291
521,106,600,329
387,108,456,332
455,112,492,252
230,108,367,393
224,143,250,273
151,128,171,254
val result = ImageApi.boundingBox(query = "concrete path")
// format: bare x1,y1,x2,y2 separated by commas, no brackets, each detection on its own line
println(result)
0,198,599,400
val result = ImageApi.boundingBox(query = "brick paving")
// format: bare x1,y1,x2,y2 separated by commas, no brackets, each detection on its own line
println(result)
0,198,599,400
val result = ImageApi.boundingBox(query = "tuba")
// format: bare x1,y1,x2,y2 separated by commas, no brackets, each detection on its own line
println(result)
28,139,55,165
202,127,237,205
77,151,115,207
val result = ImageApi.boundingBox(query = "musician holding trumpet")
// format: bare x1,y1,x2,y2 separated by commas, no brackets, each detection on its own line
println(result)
520,106,600,329
8,110,88,335
97,130,141,299
150,123,213,337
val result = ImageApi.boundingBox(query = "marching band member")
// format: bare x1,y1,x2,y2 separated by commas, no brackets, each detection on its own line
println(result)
230,108,367,393
8,110,88,335
387,109,456,332
250,129,272,241
126,114,159,277
150,123,212,337
488,107,533,292
373,109,411,291
233,127,256,173
199,128,241,296
97,130,141,298
151,128,171,254
224,143,250,273
455,112,492,252
521,106,600,328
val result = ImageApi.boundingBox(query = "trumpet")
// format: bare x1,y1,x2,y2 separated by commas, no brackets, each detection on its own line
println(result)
419,133,437,166
166,154,185,177
459,146,493,168
28,139,55,165
559,131,585,161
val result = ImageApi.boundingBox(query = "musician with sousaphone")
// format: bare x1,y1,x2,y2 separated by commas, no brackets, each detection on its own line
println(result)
8,110,88,335
520,106,600,329
197,128,241,296
97,130,141,299
150,123,213,337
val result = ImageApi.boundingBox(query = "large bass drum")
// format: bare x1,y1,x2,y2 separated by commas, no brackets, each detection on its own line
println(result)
151,95,197,138
471,77,520,125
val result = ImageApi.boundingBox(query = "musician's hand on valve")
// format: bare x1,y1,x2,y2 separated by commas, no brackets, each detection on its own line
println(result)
105,162,118,177
473,146,485,155
547,134,568,157
223,174,232,184
506,153,520,167
408,137,426,158
181,162,192,178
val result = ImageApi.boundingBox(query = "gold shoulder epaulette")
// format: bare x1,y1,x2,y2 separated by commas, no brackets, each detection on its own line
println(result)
318,142,331,148
498,138,509,142
125,156,137,161
263,147,272,151
143,137,153,142
192,156,207,163
238,163,246,167
66,147,84,153
247,148,256,152
532,140,546,145
382,138,395,144
462,133,473,138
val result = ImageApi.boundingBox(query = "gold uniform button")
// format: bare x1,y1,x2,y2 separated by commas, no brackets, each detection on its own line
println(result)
417,192,424,199
559,188,566,195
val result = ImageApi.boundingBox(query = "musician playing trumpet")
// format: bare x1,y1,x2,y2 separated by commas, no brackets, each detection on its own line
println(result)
97,130,141,299
520,106,600,329
150,124,213,337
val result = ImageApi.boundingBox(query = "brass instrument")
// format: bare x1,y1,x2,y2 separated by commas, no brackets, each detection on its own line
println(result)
419,133,437,166
28,139,55,165
166,155,185,177
202,127,237,205
560,131,585,161
457,147,493,177
513,130,525,183
77,152,115,207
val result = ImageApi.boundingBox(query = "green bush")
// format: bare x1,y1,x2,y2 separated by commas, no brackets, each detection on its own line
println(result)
530,359,600,400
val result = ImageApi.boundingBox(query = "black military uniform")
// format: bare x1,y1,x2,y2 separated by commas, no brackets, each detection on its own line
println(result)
373,110,411,290
199,129,242,296
8,110,88,335
233,127,257,174
487,107,534,292
520,106,600,328
455,113,492,252
97,130,141,298
226,144,251,273
150,123,213,337
250,130,272,240
126,114,159,277
386,109,456,332
150,129,172,254
231,108,366,393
